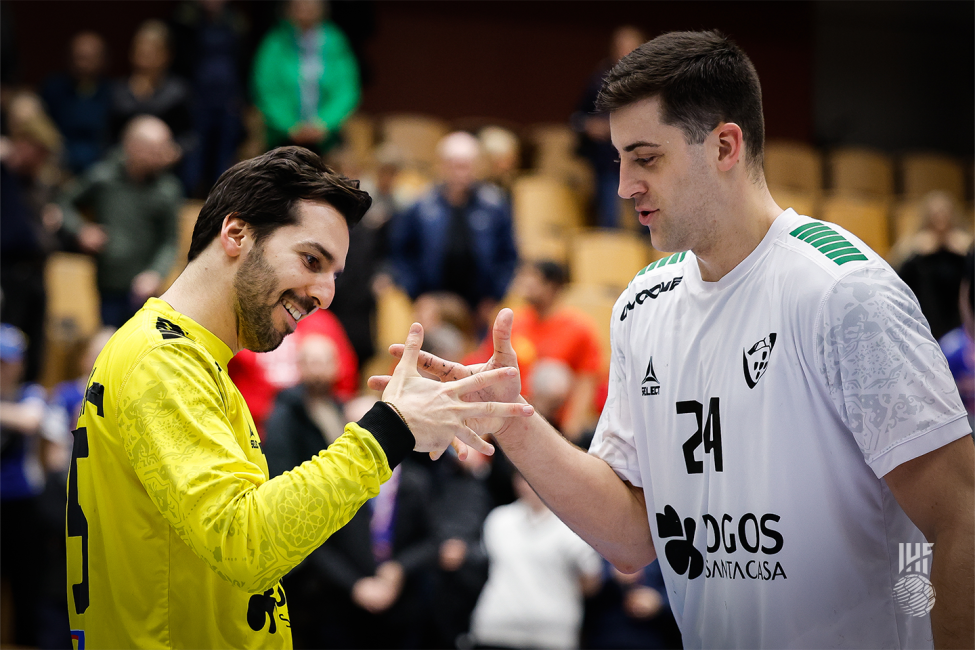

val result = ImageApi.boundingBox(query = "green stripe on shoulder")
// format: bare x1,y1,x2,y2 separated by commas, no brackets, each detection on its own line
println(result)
635,251,686,278
789,222,866,266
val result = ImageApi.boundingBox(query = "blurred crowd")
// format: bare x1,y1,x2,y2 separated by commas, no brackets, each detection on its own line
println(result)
1,1,972,648
0,2,673,648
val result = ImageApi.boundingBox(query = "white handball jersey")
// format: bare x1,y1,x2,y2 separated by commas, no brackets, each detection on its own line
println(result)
589,209,971,649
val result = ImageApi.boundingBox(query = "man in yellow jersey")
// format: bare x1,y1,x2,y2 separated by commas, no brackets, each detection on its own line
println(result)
65,146,533,649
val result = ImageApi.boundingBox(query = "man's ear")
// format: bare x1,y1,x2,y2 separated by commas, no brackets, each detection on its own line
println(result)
219,213,249,259
713,122,744,172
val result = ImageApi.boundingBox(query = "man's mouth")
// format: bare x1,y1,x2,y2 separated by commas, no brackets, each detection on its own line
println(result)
638,209,658,226
282,298,303,324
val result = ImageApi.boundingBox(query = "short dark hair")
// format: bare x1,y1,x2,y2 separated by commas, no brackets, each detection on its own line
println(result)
596,30,765,170
535,260,568,287
187,146,372,261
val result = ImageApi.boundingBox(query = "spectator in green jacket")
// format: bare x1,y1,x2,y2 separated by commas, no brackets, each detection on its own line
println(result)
252,0,360,154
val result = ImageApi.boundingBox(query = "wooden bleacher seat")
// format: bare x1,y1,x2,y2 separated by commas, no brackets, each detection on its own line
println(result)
162,200,204,292
570,229,651,290
381,114,450,172
42,252,102,386
769,185,819,219
511,175,584,263
828,147,894,197
764,140,823,194
900,153,966,203
340,113,376,169
819,193,892,259
558,283,618,371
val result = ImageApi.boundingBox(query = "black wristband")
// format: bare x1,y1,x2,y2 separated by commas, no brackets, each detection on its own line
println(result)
357,402,415,470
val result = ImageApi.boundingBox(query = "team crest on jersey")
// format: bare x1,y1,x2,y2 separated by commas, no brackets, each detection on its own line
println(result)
641,357,660,396
742,334,776,389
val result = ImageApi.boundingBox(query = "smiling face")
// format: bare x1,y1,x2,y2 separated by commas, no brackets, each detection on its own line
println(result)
611,96,720,255
232,200,349,352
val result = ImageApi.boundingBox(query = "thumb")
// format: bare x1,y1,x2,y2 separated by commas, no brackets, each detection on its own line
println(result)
492,308,518,368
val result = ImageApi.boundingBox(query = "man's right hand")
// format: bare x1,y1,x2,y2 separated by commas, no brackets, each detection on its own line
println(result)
380,320,533,460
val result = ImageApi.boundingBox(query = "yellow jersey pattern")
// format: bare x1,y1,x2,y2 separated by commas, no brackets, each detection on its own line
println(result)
67,298,395,649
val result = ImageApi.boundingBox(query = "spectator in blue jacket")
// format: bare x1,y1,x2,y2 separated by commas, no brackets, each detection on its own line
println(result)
388,131,518,318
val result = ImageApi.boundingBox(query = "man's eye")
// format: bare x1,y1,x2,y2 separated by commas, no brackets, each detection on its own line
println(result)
304,254,319,269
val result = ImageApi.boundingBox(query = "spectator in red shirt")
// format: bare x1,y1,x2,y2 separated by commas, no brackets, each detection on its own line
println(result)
228,308,358,436
467,261,605,442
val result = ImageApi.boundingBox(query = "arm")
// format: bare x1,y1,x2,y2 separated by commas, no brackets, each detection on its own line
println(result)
119,330,526,592
884,436,974,650
496,414,655,573
118,344,408,593
371,309,656,572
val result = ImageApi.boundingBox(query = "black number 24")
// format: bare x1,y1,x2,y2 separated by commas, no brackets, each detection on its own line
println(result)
678,398,722,474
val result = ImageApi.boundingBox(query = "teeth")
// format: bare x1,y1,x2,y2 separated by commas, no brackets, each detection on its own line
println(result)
283,300,301,322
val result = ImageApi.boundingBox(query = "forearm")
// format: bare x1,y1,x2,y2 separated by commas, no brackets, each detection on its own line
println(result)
930,522,974,648
496,411,656,572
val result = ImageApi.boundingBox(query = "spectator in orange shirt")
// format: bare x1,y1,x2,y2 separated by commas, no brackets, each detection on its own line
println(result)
467,261,604,442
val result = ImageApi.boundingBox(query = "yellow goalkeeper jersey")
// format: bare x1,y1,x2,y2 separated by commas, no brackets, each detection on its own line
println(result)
67,298,413,649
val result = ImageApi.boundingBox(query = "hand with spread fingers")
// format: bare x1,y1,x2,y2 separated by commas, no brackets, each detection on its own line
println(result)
381,320,533,460
370,308,525,442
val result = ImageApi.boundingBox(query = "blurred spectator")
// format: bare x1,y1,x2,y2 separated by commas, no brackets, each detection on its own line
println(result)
0,325,47,647
479,125,521,193
109,20,195,170
264,388,437,649
252,0,360,153
329,143,403,364
389,131,518,322
895,191,973,340
56,115,183,327
425,448,493,649
466,261,604,442
572,26,645,228
0,101,63,382
228,308,358,435
469,471,602,649
0,3,17,116
40,31,111,176
170,0,249,196
939,246,974,426
33,327,115,650
582,560,681,650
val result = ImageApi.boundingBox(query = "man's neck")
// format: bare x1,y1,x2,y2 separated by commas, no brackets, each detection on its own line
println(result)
159,254,241,354
693,185,783,283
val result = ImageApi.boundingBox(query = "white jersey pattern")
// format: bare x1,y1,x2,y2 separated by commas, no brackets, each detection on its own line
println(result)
589,209,971,649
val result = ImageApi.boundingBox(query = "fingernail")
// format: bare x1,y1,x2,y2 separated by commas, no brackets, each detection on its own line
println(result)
410,323,421,334
523,405,534,415
506,367,517,375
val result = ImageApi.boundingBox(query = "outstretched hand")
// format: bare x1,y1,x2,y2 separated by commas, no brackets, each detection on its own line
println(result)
370,309,524,440
380,321,533,460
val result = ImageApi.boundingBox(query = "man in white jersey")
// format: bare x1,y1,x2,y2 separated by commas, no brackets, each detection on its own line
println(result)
372,31,974,649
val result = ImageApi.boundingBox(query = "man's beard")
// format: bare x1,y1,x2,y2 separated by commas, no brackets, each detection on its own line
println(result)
232,243,288,353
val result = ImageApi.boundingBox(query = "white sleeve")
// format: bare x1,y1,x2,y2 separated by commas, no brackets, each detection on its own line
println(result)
588,297,643,486
817,266,972,478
